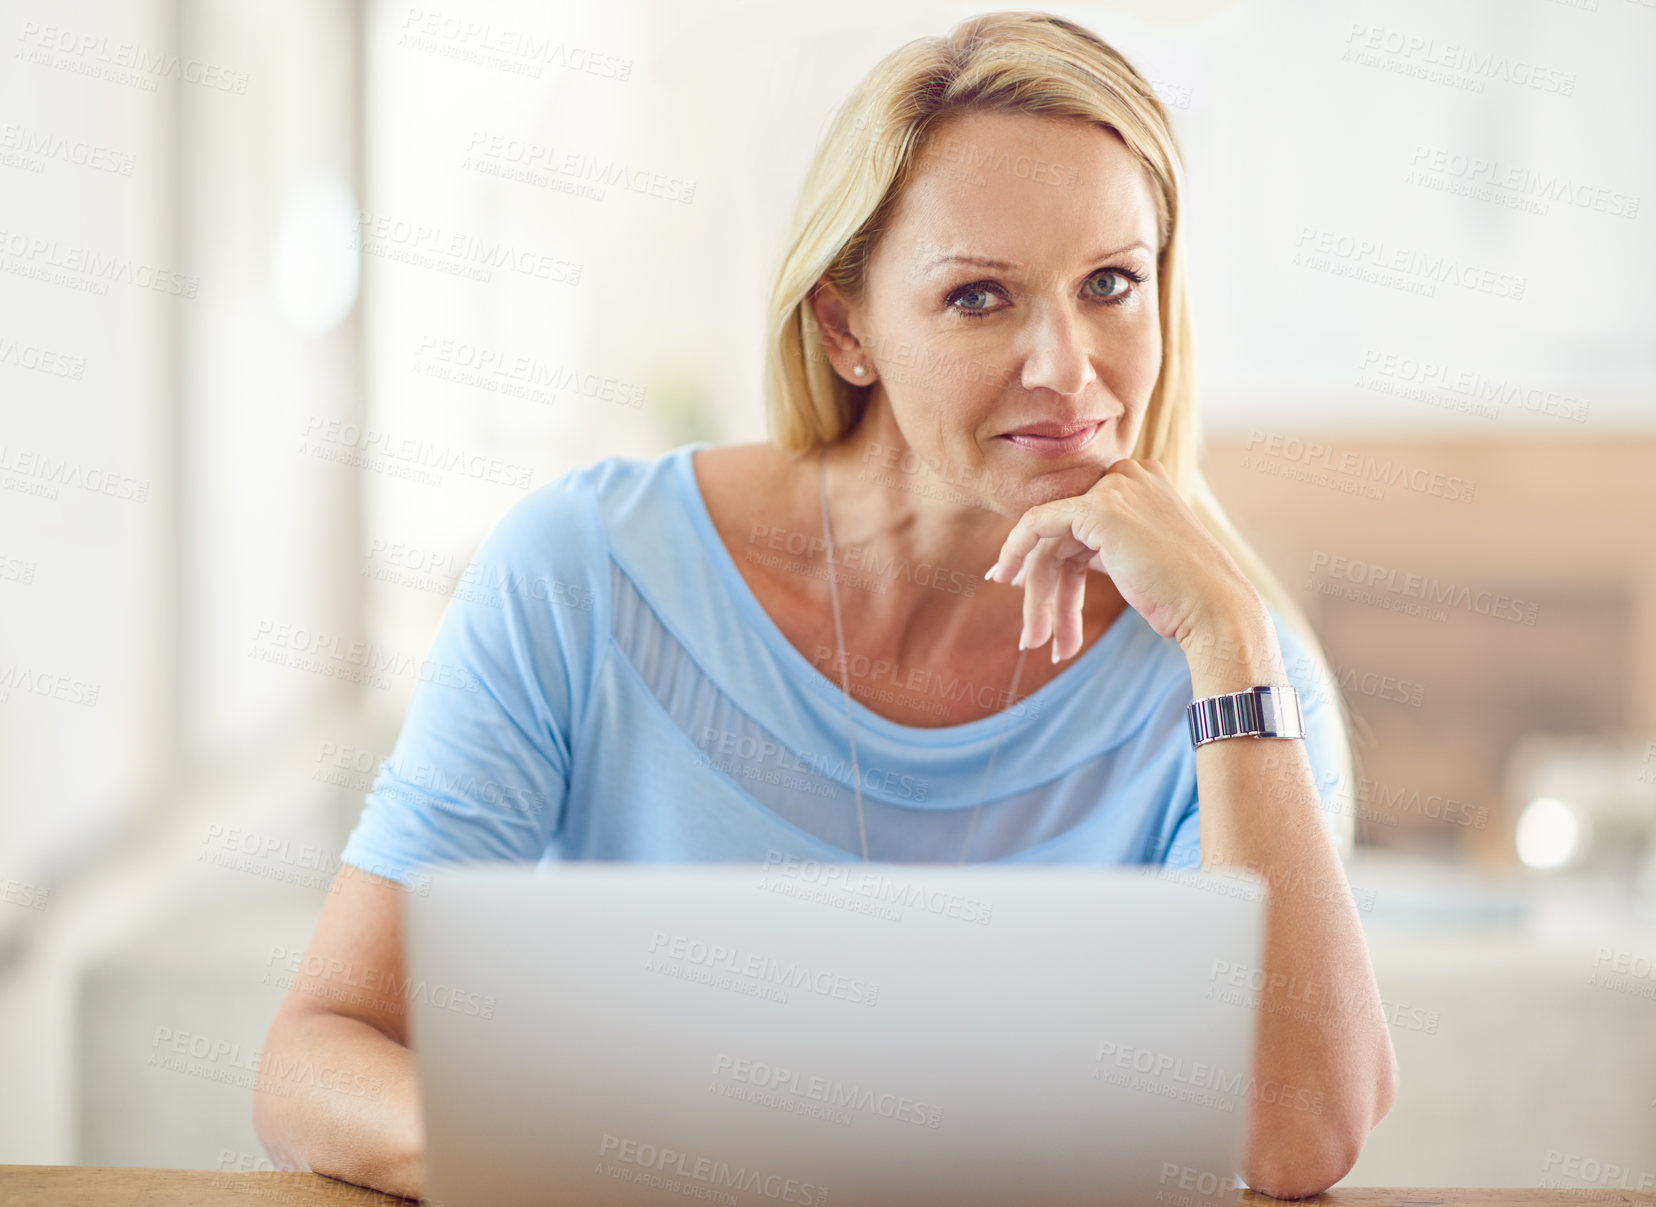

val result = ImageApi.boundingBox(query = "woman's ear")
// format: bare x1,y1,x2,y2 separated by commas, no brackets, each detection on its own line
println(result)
808,279,875,385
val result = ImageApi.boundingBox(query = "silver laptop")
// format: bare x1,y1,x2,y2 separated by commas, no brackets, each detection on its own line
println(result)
404,860,1266,1207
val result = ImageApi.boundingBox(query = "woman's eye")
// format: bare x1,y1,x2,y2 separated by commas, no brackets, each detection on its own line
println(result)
949,285,999,314
1086,270,1134,301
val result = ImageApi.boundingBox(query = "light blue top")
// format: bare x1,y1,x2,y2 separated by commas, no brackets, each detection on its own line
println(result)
339,442,1348,881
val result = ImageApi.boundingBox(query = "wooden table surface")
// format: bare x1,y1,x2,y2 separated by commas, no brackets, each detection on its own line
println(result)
3,1166,1654,1205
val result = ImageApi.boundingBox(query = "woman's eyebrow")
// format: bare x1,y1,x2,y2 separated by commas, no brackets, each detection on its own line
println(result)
922,240,1153,273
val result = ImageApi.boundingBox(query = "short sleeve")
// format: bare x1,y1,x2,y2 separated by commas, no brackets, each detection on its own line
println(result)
338,475,603,883
1160,609,1354,869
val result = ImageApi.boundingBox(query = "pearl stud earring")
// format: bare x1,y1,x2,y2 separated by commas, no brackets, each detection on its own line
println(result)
852,364,866,377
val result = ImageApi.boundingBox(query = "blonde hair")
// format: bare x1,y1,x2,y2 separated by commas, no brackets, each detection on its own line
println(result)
762,11,1356,853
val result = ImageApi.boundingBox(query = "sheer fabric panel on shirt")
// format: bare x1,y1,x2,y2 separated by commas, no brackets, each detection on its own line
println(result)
610,561,1126,863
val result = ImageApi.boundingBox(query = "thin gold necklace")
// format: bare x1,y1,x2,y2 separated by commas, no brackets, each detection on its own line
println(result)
817,446,1029,864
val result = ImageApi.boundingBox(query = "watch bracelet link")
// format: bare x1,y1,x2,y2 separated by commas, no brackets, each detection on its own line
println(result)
1187,684,1305,749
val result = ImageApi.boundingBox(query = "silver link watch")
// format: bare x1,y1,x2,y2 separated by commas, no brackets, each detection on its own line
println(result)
1187,685,1305,749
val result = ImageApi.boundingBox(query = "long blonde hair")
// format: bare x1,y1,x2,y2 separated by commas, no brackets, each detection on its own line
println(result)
762,11,1356,853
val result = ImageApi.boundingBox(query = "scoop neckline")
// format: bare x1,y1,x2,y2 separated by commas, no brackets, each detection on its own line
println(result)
674,441,1143,749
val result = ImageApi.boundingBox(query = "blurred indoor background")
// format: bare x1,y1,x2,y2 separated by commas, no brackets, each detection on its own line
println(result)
1,0,1653,1190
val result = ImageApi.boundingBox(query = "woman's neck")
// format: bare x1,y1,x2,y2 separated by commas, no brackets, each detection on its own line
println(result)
797,403,1042,659
818,404,1016,581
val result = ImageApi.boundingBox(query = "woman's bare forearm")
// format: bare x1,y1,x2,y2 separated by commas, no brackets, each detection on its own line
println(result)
253,1006,425,1200
1183,602,1399,1198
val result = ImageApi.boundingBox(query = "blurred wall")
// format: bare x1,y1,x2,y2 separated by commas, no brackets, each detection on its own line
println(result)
1204,435,1656,866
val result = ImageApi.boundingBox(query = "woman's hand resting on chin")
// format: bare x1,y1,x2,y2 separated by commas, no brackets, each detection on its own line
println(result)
983,456,1264,662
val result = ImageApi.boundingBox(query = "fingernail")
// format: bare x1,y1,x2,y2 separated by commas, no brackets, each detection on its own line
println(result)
1010,565,1027,588
1017,631,1028,650
984,563,999,582
1051,642,1060,664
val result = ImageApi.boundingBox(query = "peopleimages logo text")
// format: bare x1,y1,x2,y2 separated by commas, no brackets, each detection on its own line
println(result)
1243,431,1475,503
762,853,994,924
597,1134,826,1205
1308,552,1538,625
646,930,879,1006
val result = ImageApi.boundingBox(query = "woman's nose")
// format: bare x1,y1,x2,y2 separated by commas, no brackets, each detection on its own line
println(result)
1017,304,1098,398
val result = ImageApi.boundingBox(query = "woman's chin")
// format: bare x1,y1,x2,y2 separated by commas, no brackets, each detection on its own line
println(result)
1012,460,1111,506
967,473,1096,517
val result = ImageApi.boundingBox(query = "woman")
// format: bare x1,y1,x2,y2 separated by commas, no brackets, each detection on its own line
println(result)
255,10,1397,1198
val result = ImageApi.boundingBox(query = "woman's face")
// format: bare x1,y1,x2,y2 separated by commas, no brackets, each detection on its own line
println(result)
834,109,1164,515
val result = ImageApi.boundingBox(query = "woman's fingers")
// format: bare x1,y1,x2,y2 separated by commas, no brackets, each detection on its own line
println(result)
1012,543,1091,658
985,500,1088,585
1018,540,1063,652
984,492,1111,656
1052,558,1089,661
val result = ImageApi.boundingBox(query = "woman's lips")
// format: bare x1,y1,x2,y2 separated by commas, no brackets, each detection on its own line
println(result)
998,419,1106,456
